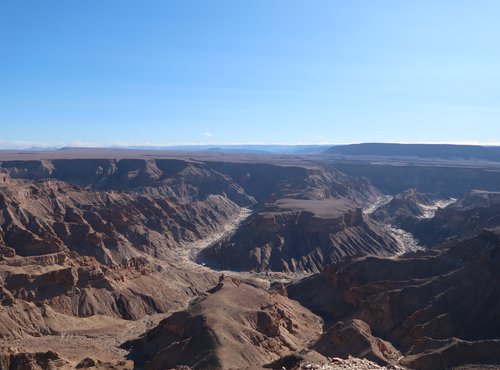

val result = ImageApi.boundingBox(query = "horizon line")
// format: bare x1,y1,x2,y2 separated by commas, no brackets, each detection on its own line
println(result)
2,140,500,151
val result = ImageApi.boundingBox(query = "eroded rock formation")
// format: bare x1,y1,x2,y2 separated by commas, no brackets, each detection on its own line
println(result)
288,229,500,369
125,277,323,369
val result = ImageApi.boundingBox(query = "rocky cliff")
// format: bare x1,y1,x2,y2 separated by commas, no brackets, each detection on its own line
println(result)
370,188,439,224
0,249,219,338
0,158,258,339
0,159,255,262
410,190,500,246
201,203,401,272
288,229,500,369
124,276,323,370
200,166,402,272
333,162,500,197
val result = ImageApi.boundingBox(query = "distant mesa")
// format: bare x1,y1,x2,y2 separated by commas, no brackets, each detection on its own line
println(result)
324,143,500,161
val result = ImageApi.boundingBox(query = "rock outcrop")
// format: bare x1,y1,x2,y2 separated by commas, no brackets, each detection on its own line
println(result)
200,166,401,272
370,188,440,225
288,229,500,369
0,350,69,370
313,319,400,366
0,348,134,370
201,203,401,272
410,190,500,246
124,277,323,370
0,161,254,264
0,250,220,338
269,354,402,370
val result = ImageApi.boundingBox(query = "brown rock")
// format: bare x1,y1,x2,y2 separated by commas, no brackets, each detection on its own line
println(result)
289,230,500,369
76,357,97,368
314,319,400,365
0,350,69,370
201,177,398,273
0,246,15,258
124,279,323,370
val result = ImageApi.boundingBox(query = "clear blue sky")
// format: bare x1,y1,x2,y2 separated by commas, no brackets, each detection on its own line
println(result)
1,1,500,148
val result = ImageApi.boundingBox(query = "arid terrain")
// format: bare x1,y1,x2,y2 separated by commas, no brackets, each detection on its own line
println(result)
1,146,500,369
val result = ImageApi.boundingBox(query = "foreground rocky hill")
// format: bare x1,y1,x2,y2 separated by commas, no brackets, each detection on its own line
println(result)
121,229,500,369
124,276,323,369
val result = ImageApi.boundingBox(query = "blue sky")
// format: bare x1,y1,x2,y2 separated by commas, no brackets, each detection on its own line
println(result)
1,1,500,148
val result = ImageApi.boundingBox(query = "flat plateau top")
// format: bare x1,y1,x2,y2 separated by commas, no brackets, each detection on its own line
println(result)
2,148,500,170
264,197,358,219
0,148,319,167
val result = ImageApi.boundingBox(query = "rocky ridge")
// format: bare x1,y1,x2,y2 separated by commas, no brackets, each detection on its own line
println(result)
124,276,323,370
410,190,500,246
201,204,402,272
288,229,500,369
370,189,441,225
200,166,401,272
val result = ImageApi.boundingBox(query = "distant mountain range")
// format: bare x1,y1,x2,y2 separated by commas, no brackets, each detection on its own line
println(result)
6,143,500,162
127,144,331,154
324,143,500,161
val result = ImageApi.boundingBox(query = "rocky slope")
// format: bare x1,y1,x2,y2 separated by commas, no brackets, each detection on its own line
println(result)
206,162,380,205
409,190,500,246
124,276,323,370
200,167,402,272
370,188,439,224
201,202,402,272
288,229,500,369
0,249,220,339
0,160,254,263
0,158,257,340
0,348,134,370
368,188,500,249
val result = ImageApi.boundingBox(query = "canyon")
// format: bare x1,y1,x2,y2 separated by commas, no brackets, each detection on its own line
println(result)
0,146,500,369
